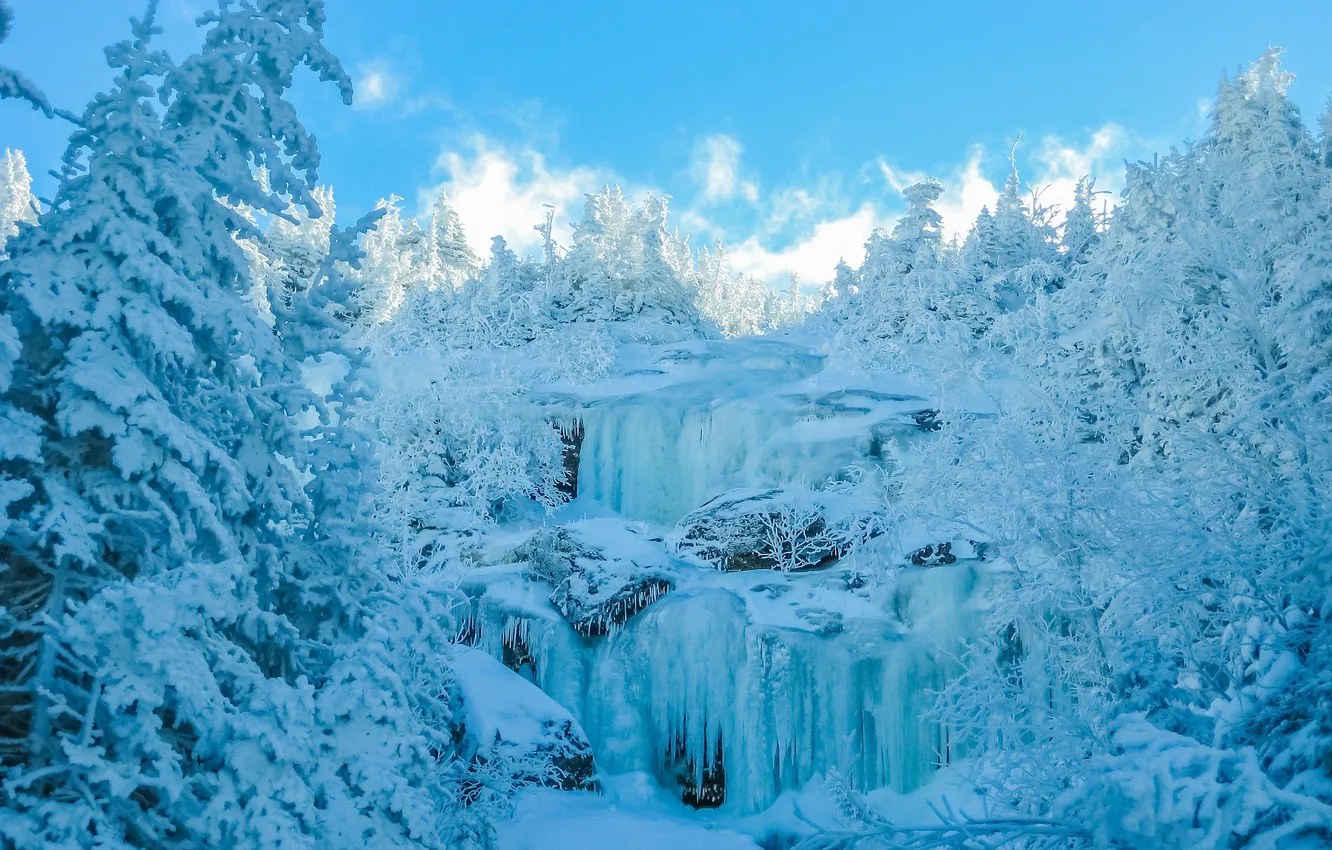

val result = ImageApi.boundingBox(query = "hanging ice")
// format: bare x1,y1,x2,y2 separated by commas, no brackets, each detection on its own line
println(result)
463,550,980,814
571,337,936,527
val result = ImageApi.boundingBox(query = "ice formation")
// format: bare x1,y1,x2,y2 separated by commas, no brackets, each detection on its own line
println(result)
460,335,988,814
464,556,978,813
571,337,938,526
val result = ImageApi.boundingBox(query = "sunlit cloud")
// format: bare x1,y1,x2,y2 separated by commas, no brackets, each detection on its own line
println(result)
353,61,399,110
424,136,614,256
415,123,1142,288
727,205,892,285
690,134,759,204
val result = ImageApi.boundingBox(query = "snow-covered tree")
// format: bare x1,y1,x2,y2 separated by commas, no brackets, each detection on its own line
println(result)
908,48,1332,848
834,179,991,368
0,149,37,256
424,188,478,289
961,166,1062,310
355,195,430,328
693,243,773,337
0,1,52,117
1060,176,1102,267
0,4,470,846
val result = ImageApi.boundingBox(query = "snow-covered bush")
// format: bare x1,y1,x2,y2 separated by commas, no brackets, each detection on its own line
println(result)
373,365,566,576
0,148,36,257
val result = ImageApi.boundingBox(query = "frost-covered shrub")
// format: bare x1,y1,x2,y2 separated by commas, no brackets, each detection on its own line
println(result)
672,484,885,572
873,49,1332,847
373,367,565,575
529,321,617,384
1050,716,1320,849
513,520,676,636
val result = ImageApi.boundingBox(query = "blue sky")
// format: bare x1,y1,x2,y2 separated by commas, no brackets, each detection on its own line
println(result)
4,0,1332,285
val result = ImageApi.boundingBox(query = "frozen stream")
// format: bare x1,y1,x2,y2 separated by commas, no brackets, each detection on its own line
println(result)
470,334,985,814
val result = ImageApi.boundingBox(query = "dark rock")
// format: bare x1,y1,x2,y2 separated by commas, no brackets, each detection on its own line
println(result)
843,572,869,590
794,607,845,637
552,574,671,637
911,408,942,432
909,542,958,567
666,729,726,809
554,418,584,500
906,537,989,566
502,624,537,679
514,520,676,636
673,488,875,572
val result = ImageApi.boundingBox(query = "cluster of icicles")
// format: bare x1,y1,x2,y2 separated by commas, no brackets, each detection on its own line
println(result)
463,568,974,812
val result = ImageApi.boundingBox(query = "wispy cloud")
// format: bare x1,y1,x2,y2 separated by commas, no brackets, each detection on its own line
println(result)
352,59,452,116
423,136,615,256
690,134,759,204
879,123,1138,240
880,146,998,241
1030,123,1131,217
727,204,890,285
353,61,399,110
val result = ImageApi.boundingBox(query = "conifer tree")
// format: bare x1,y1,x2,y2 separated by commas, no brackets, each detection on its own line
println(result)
0,150,37,256
0,3,458,845
1060,176,1101,267
424,189,478,289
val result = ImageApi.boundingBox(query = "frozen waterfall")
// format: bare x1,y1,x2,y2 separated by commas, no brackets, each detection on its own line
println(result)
572,337,929,526
464,560,978,813
471,336,986,814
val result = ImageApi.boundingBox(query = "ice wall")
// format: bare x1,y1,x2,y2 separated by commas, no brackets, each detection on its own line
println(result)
569,338,943,528
467,564,978,814
577,394,800,526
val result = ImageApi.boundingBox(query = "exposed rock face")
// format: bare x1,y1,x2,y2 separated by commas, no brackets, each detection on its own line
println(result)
451,648,597,792
666,730,726,809
554,418,584,500
897,519,988,567
907,539,987,567
911,408,943,431
514,520,675,636
910,542,958,567
672,488,877,572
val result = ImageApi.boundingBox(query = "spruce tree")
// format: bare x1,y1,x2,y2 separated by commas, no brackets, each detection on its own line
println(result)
0,3,455,845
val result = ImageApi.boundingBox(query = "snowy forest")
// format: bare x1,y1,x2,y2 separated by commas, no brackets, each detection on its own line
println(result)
1,2,1331,848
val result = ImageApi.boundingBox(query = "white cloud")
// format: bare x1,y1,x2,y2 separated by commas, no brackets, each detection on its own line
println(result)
1031,123,1130,219
425,136,613,256
350,60,452,115
727,205,892,285
354,61,399,110
414,123,1141,288
935,148,1001,242
690,134,759,204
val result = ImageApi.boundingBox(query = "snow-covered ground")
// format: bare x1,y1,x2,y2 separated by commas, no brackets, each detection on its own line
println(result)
496,769,990,849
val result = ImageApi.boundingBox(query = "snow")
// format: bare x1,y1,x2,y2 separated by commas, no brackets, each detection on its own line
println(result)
466,537,981,813
451,647,585,752
10,6,1332,847
496,768,991,850
497,774,761,850
450,331,996,814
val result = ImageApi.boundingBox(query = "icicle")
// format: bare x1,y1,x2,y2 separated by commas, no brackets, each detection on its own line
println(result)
465,556,976,813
